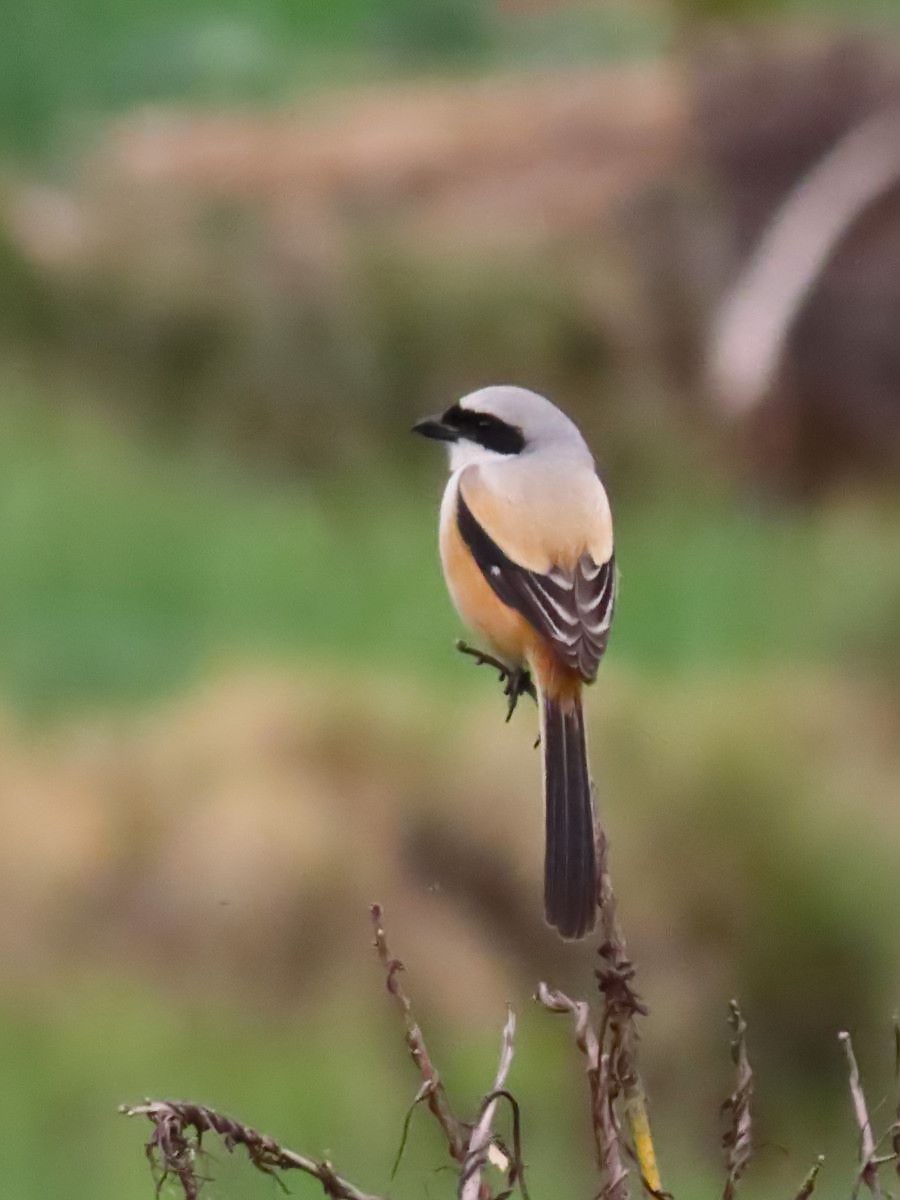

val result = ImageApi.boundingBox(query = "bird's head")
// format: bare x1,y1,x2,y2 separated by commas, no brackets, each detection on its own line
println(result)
412,385,589,470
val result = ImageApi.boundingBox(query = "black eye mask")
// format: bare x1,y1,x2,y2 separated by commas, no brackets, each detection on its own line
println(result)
440,405,526,455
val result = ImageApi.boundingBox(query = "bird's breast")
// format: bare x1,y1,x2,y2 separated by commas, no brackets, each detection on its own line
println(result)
439,477,536,664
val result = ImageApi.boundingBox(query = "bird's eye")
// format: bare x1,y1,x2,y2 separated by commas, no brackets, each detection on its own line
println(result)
441,405,465,427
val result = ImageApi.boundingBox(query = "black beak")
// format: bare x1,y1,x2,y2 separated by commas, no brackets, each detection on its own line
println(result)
411,416,458,442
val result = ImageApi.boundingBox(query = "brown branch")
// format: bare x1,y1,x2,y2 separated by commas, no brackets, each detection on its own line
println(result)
594,829,662,1199
721,1000,754,1200
370,904,469,1165
537,983,630,1200
119,1099,382,1200
792,1155,825,1200
839,1030,885,1200
460,1006,518,1200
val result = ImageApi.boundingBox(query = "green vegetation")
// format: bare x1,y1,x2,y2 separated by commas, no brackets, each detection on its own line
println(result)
6,0,899,159
1,0,664,157
1,371,897,716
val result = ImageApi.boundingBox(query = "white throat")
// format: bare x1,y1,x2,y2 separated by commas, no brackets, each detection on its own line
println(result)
447,439,515,472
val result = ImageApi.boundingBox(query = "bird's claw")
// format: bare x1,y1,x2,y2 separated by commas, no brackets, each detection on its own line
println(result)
454,639,537,722
502,666,538,722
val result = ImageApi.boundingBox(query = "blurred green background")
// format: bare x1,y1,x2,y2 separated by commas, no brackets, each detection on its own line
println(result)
1,1,899,1198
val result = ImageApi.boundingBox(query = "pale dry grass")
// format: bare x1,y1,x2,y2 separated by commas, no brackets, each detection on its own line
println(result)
9,63,687,274
0,663,897,1063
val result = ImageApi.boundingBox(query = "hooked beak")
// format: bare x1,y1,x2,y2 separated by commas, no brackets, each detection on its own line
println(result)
411,416,458,442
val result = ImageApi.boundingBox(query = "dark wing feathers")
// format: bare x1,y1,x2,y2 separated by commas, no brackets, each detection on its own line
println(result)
456,490,615,683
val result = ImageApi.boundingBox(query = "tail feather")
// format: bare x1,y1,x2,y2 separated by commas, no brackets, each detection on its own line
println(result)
541,692,597,939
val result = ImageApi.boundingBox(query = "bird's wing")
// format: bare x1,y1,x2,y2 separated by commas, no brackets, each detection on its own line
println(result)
456,486,615,682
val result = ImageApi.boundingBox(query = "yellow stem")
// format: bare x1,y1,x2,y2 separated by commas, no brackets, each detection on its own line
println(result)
624,1085,662,1194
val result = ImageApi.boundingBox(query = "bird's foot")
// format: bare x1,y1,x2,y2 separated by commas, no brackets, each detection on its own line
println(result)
502,665,538,722
454,639,537,722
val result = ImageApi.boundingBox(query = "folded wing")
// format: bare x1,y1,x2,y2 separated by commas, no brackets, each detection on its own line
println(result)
456,488,615,682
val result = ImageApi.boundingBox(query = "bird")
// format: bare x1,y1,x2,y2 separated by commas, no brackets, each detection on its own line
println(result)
412,385,616,939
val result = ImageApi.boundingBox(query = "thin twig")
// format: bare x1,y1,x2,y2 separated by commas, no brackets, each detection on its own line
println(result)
792,1155,825,1200
370,904,468,1165
537,983,630,1200
721,1000,754,1200
839,1030,885,1200
460,1006,518,1200
119,1099,382,1200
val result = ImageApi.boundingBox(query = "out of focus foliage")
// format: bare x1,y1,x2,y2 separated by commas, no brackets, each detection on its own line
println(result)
1,3,900,1200
2,0,659,158
6,29,900,491
2,372,899,714
8,0,897,160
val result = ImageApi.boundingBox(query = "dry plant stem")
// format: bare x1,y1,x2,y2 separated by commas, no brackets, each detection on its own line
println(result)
839,1030,885,1200
537,984,630,1200
460,1006,518,1200
595,834,662,1198
119,1100,382,1200
721,1001,754,1200
625,1097,662,1198
373,905,526,1200
370,904,468,1165
792,1156,825,1200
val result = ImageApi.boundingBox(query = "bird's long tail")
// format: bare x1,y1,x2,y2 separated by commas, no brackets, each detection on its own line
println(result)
540,688,597,939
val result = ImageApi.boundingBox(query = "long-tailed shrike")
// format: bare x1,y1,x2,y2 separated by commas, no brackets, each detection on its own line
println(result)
413,385,615,939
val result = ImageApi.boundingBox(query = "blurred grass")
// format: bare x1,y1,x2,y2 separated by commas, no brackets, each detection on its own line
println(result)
1,0,660,159
6,0,900,161
0,369,898,716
